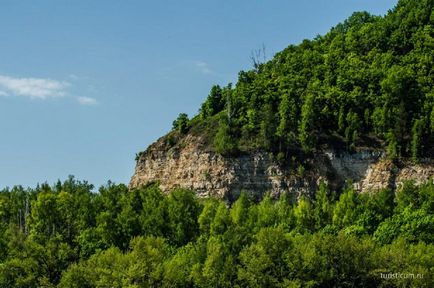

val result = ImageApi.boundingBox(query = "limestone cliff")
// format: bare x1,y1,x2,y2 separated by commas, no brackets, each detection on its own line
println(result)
130,134,433,200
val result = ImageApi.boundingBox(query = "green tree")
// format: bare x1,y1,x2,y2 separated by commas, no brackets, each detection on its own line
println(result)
198,198,220,236
201,236,236,287
210,202,231,236
299,82,321,152
314,182,332,230
165,188,201,246
294,197,315,232
214,114,238,155
237,244,276,288
172,113,190,134
333,186,359,229
200,85,224,119
276,93,297,148
411,118,424,161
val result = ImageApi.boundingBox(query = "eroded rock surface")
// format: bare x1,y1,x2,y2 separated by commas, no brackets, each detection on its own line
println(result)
130,135,433,199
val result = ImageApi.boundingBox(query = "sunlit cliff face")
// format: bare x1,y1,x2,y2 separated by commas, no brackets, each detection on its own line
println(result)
130,134,434,201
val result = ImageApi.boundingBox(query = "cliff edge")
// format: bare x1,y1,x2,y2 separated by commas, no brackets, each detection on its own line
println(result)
129,134,433,200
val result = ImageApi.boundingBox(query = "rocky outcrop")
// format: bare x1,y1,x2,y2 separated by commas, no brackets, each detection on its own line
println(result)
130,134,433,200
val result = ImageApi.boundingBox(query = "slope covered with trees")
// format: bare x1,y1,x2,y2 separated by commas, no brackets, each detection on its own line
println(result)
2,0,434,287
0,177,433,287
172,0,434,161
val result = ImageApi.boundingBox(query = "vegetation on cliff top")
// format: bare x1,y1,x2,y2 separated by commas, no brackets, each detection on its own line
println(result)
1,1,433,287
168,0,434,161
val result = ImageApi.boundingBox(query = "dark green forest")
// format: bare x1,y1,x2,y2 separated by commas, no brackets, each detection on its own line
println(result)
0,177,434,287
2,0,434,287
0,177,433,287
170,0,434,160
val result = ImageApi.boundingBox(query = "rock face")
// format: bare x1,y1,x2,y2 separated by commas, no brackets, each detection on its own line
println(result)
130,134,434,200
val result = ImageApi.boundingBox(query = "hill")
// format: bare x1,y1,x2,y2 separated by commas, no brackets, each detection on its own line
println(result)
1,1,434,287
132,0,434,199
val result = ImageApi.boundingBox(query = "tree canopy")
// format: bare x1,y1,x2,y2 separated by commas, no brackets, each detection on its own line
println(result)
0,177,433,287
172,0,434,159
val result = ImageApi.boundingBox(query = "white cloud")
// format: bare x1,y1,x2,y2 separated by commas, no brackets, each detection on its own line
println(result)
68,74,79,80
77,96,97,106
0,75,69,99
194,61,213,75
0,91,8,97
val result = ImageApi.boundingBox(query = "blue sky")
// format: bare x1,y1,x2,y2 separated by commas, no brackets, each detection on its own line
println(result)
0,0,398,189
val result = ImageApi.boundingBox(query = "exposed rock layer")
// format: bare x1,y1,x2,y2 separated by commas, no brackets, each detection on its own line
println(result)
130,135,433,199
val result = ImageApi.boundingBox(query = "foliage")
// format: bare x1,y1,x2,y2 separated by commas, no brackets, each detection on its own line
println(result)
191,0,434,159
1,1,433,287
0,177,433,287
172,113,190,134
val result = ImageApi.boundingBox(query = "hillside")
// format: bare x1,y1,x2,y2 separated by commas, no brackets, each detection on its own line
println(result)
1,1,434,287
132,0,434,199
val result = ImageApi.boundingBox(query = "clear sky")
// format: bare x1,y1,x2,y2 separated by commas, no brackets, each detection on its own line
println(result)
0,0,398,189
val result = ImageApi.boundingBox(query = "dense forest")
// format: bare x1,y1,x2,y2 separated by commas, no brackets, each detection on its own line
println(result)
0,177,433,287
2,0,434,287
170,0,434,161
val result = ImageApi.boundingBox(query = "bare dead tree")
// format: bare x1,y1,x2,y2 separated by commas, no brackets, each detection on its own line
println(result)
250,43,267,70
